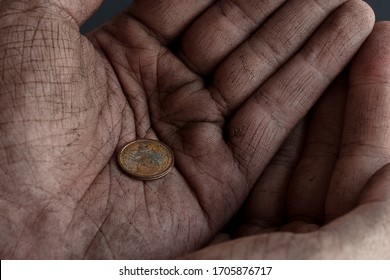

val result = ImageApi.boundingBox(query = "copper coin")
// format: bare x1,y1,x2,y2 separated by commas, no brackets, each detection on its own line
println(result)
118,139,174,180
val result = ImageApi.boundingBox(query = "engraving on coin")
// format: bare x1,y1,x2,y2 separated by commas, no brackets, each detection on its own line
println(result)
118,139,174,180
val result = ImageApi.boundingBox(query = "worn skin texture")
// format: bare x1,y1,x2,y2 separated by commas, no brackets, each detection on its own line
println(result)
0,0,388,259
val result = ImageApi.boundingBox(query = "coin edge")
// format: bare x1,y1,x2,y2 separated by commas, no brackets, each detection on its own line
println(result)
118,139,175,181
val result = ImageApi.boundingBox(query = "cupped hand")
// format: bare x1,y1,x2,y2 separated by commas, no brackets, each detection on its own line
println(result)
185,22,390,259
0,0,374,259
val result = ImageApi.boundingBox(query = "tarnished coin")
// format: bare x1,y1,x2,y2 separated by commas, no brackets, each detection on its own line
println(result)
118,139,174,180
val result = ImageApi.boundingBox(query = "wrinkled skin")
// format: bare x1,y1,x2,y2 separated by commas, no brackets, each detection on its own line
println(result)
187,22,390,259
1,0,387,259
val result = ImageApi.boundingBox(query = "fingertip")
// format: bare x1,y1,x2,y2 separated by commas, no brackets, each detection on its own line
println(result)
338,0,375,40
350,0,376,25
332,0,375,51
338,0,375,30
358,163,390,205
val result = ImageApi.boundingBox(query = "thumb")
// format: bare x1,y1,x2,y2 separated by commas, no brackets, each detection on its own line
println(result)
321,163,390,259
184,165,390,260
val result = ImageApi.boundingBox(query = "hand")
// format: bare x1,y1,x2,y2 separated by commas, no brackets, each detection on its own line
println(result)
185,22,390,259
0,0,374,259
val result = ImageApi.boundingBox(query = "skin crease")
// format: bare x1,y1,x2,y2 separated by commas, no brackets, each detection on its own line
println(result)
0,0,386,259
187,22,390,259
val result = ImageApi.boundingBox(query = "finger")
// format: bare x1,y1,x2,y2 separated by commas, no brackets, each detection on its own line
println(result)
228,0,374,185
179,0,287,75
210,0,349,114
321,163,390,259
236,121,306,237
359,163,390,205
287,75,347,225
128,0,215,43
326,22,390,220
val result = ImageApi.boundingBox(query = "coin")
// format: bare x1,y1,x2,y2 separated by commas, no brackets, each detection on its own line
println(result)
118,139,174,180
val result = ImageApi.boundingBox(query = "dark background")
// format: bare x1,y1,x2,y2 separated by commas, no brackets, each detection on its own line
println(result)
81,0,390,34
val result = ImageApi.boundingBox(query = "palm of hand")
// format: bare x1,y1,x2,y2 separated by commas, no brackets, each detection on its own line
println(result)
0,0,374,259
193,23,390,259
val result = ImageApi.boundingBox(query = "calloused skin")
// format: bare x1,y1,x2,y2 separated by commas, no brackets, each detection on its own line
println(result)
0,0,386,259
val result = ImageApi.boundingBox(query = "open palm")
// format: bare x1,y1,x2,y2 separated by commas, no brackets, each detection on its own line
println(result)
186,22,390,259
0,0,374,259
